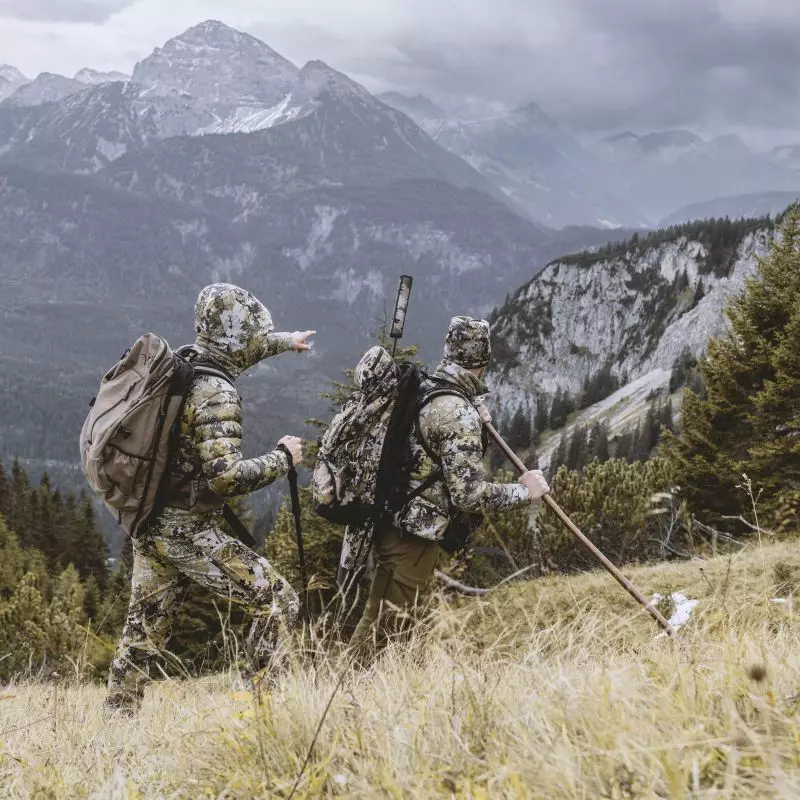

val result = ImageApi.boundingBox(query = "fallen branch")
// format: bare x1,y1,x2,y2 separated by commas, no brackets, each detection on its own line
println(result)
434,571,490,596
720,515,777,537
648,537,690,560
691,518,744,545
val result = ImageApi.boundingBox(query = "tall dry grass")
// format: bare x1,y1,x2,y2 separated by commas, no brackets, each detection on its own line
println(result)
3,540,800,798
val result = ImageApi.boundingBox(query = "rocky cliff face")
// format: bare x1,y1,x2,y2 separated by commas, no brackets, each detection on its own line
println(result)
489,217,775,419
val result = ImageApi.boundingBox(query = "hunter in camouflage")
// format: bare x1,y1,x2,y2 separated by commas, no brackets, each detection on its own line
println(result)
107,283,314,712
350,316,550,650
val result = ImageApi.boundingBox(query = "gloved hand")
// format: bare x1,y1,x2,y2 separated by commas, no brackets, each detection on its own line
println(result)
277,435,303,467
519,469,550,500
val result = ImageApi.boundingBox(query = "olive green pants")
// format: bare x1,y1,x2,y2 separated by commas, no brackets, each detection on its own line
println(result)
349,526,440,654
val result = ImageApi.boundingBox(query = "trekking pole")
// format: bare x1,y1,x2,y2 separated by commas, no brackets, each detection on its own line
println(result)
484,421,677,638
287,465,311,627
389,275,413,358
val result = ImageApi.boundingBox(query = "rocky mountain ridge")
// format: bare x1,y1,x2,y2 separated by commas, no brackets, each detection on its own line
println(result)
74,68,131,85
488,215,777,424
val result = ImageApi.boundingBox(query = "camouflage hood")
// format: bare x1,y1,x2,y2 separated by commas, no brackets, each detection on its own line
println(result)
354,346,398,397
442,316,492,370
194,283,278,378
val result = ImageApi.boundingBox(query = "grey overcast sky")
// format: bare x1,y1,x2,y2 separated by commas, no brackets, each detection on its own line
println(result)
1,0,798,147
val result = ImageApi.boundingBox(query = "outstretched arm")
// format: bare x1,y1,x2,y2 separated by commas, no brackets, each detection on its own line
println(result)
195,387,290,497
264,330,316,358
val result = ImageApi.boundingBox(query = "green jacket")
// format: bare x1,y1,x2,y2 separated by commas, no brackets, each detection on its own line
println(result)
160,283,297,515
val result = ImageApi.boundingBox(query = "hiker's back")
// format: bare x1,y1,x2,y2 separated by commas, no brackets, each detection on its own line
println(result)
160,363,240,515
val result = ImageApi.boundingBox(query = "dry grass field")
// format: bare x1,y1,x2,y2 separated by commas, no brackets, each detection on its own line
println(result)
3,539,800,798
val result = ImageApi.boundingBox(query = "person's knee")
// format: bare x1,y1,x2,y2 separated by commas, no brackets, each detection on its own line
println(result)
245,559,301,622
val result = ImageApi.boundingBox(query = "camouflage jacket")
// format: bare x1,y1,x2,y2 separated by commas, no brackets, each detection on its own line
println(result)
159,284,298,516
396,360,532,541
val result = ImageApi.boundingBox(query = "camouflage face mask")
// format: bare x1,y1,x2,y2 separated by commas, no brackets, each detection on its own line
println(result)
194,283,276,376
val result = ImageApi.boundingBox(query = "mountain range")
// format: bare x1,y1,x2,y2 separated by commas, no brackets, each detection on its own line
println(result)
1,18,798,519
379,96,800,228
0,20,628,501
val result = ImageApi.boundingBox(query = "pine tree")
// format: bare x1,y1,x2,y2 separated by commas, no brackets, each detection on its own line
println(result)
565,425,588,472
629,423,642,463
533,394,549,434
0,464,11,520
0,515,25,600
661,399,675,434
549,389,574,430
589,422,611,463
691,279,705,309
507,405,532,450
639,404,659,459
549,435,568,476
548,389,565,429
68,497,109,589
615,430,633,462
664,208,800,529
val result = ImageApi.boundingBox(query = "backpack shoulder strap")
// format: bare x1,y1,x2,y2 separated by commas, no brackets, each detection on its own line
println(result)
192,364,234,384
173,345,236,386
415,377,475,461
417,376,472,412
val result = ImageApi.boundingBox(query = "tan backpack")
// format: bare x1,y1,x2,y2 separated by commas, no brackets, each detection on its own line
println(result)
79,333,227,538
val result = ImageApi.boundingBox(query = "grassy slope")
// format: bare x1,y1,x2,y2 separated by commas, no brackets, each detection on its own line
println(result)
3,540,800,798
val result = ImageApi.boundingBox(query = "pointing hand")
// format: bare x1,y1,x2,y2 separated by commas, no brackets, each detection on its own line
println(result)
291,331,316,352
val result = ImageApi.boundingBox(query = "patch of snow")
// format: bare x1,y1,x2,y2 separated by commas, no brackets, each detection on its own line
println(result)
330,269,385,304
284,205,344,270
95,137,127,163
652,592,699,634
203,94,310,134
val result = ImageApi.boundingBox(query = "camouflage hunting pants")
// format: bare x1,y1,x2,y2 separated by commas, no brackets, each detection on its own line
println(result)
107,509,299,710
349,525,439,658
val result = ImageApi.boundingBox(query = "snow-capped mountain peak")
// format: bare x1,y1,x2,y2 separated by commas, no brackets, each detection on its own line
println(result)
0,64,29,102
296,60,371,100
0,65,27,84
132,19,299,107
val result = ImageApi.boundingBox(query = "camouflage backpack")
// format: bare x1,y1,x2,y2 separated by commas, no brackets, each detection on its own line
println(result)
79,333,228,538
312,346,422,528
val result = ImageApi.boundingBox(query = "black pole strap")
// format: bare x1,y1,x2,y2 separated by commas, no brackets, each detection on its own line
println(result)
222,504,257,549
277,443,311,626
288,467,311,626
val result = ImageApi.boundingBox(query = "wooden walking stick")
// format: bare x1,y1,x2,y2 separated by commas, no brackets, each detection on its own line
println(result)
484,421,677,638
